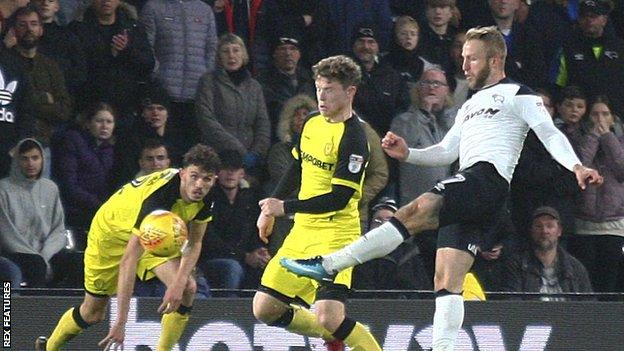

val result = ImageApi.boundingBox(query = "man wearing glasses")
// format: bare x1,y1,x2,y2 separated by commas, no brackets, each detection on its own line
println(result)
390,67,457,206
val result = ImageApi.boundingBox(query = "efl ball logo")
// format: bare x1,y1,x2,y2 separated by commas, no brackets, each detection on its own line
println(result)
137,210,188,257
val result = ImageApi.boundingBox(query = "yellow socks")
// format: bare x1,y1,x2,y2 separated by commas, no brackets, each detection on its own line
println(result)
286,305,334,340
157,305,191,351
341,319,382,351
46,307,86,351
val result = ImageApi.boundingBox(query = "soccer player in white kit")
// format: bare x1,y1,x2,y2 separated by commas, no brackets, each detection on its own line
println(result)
280,26,603,351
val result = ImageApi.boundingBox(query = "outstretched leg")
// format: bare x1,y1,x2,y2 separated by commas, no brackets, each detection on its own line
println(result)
282,193,443,278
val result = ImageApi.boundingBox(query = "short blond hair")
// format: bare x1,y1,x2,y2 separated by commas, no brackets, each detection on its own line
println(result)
465,26,507,61
394,15,420,36
217,33,249,66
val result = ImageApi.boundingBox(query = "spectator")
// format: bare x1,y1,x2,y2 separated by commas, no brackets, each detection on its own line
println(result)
9,6,72,142
199,149,269,294
256,0,331,70
68,0,155,125
112,85,192,187
388,67,456,280
537,87,556,118
523,0,576,77
418,0,458,73
511,87,581,245
568,96,624,293
555,85,589,150
0,138,68,287
353,197,431,292
351,22,410,136
195,33,270,180
33,0,87,97
0,256,22,287
456,0,490,29
265,94,315,195
484,0,548,88
358,119,389,230
140,0,217,136
209,0,265,69
382,15,432,89
0,0,29,35
135,138,171,178
501,206,593,300
257,33,315,144
556,0,624,116
51,102,116,248
0,47,34,178
449,30,468,107
325,0,393,55
54,0,89,25
390,67,455,206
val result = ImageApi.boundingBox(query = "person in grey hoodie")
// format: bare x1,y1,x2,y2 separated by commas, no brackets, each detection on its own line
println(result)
0,138,67,287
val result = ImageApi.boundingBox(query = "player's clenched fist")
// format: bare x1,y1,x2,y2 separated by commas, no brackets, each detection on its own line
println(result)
381,131,409,161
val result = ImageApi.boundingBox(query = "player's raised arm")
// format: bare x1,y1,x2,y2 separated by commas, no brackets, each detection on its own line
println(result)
402,121,461,166
515,94,603,189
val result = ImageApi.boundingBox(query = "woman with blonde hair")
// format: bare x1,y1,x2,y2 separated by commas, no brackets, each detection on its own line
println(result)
195,33,271,179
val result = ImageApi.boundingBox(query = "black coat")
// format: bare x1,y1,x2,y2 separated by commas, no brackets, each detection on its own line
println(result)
510,131,580,240
39,22,88,97
562,29,624,116
200,185,264,261
501,246,593,297
69,7,155,117
353,60,410,136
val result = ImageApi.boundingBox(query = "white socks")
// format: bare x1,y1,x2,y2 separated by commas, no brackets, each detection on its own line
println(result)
432,294,464,351
322,222,405,273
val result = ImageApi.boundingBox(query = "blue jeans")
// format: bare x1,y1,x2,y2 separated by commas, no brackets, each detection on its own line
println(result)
0,256,23,287
201,258,244,296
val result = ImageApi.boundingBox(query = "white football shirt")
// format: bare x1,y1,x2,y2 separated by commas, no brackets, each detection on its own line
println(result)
407,78,581,182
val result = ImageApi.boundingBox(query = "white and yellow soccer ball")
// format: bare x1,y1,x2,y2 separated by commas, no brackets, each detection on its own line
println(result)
136,210,188,257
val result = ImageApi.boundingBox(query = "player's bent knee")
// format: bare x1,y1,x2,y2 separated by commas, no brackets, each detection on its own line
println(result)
82,307,107,325
252,294,278,323
316,312,342,333
185,277,197,295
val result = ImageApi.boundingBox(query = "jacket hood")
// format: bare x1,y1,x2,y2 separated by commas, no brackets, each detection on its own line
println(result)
10,138,45,184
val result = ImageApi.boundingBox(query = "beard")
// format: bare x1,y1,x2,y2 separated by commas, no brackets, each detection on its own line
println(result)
532,237,557,252
471,62,491,90
17,32,39,49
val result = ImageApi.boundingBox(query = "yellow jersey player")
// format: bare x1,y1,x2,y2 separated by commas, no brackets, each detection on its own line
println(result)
37,144,221,351
252,55,382,351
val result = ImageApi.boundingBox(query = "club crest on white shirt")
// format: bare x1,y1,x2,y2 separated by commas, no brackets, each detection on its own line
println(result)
492,94,505,104
348,154,364,173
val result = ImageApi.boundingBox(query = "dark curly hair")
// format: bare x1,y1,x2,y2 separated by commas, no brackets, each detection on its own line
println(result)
182,144,221,173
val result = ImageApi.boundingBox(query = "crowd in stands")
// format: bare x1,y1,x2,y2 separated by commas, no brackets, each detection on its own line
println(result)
0,0,623,299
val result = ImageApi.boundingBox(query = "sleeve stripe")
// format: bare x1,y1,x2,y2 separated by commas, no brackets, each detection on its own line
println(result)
331,178,360,191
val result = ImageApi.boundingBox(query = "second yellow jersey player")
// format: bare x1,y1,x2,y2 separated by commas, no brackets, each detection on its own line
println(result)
84,168,213,296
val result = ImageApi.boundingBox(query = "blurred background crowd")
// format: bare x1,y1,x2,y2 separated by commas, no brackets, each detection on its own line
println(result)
0,0,622,299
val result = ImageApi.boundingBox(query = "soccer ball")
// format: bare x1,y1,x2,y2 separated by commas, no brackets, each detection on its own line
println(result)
137,210,188,257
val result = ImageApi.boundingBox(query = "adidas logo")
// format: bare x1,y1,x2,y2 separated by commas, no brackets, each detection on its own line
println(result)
0,68,18,106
